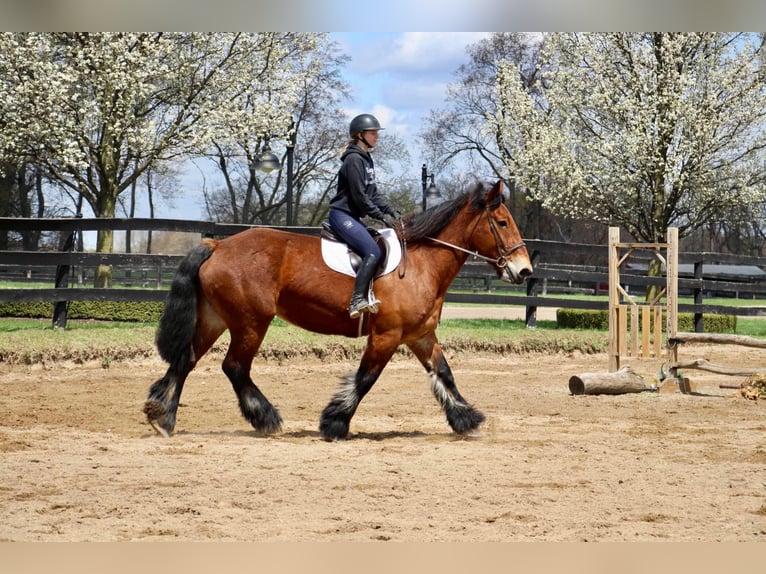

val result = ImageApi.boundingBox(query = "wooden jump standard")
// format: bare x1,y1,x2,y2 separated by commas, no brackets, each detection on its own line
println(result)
608,227,677,372
570,228,676,395
573,227,763,395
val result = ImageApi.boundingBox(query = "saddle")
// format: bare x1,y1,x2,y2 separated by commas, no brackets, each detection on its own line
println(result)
320,222,402,278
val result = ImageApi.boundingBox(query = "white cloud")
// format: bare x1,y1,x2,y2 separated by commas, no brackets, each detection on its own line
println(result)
340,104,406,137
334,31,495,172
336,32,491,139
348,32,491,76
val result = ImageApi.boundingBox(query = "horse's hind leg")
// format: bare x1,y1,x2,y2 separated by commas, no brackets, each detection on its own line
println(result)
319,337,397,440
144,317,225,436
223,323,282,434
407,333,485,434
144,365,192,437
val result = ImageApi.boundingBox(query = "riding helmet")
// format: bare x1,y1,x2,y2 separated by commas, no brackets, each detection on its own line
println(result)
349,114,384,137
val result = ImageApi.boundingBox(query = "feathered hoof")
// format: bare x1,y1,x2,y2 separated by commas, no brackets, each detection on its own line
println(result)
143,399,173,437
244,402,283,435
318,417,350,441
446,405,485,434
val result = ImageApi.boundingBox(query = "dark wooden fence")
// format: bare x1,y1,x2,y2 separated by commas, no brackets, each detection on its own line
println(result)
2,217,765,330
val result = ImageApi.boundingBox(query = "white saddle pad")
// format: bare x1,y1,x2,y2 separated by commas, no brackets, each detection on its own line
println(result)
320,228,402,278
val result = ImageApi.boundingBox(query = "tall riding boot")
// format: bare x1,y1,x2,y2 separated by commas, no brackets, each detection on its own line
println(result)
348,254,381,319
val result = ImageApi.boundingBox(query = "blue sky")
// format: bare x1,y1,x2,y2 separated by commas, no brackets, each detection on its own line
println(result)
330,32,490,141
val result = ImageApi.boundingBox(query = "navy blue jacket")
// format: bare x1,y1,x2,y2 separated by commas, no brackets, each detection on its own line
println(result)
328,143,395,221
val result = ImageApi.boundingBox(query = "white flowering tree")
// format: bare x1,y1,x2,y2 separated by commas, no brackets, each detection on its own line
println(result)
421,34,544,226
493,32,766,247
202,32,330,225
0,32,305,285
203,34,413,226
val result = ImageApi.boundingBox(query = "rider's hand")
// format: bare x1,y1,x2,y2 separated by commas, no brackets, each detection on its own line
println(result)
382,215,398,228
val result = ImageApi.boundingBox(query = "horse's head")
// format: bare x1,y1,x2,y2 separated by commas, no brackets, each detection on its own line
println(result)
403,180,533,284
470,180,533,285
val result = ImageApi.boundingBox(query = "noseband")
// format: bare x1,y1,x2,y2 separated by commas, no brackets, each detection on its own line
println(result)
426,207,526,269
485,206,527,268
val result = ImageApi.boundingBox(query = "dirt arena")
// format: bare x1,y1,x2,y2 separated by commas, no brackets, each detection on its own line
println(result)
1,308,765,542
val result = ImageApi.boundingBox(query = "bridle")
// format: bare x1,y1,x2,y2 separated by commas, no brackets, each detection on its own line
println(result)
425,206,526,269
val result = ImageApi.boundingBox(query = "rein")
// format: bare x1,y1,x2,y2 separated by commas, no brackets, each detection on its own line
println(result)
425,236,526,268
425,207,526,269
397,219,408,279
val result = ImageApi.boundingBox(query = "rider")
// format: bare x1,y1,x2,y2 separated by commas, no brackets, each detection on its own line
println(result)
328,113,401,319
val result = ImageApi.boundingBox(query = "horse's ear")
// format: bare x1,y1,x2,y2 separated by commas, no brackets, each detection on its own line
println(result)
485,180,505,209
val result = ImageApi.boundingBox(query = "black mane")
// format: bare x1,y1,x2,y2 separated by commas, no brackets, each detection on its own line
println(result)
403,181,493,242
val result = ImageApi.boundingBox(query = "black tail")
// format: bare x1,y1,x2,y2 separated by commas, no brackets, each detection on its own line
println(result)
155,242,215,370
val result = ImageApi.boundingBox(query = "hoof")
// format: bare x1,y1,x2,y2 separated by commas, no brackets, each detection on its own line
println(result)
319,417,350,441
148,419,171,438
447,405,485,434
241,400,283,434
143,399,173,437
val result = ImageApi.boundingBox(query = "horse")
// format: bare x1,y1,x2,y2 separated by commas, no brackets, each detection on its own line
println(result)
144,179,532,440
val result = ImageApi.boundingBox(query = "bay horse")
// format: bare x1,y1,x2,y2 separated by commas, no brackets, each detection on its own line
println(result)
144,180,532,440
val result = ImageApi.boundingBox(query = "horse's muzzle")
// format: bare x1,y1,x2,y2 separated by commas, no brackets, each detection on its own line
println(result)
501,263,533,285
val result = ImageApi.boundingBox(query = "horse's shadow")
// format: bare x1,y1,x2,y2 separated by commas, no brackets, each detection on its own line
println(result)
145,428,481,442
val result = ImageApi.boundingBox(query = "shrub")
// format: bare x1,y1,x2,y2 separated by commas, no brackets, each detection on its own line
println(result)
0,300,164,322
556,308,736,333
556,309,608,330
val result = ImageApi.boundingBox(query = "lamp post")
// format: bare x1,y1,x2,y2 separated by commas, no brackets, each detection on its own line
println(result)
285,128,296,226
421,163,441,211
253,120,297,226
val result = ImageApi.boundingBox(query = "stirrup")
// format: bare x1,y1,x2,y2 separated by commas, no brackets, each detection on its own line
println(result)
348,295,381,319
366,285,381,314
366,297,381,315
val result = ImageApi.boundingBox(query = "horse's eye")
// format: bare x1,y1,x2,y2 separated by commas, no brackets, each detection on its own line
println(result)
498,220,508,228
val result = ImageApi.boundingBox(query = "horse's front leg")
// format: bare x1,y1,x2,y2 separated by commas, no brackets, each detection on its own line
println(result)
407,332,485,434
319,333,398,441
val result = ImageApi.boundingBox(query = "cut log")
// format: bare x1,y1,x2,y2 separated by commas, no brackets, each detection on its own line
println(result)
569,365,648,395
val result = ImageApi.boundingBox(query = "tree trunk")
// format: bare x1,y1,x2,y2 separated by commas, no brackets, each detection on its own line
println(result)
0,164,13,250
646,257,663,303
93,183,117,288
670,332,766,348
147,171,155,254
94,229,114,288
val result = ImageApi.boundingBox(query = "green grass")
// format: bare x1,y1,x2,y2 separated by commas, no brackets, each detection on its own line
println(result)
0,280,171,290
0,315,609,365
1,310,763,366
460,290,766,307
0,281,54,289
735,318,766,338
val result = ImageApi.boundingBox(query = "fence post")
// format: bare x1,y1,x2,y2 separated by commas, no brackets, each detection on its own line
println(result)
524,249,541,328
666,227,679,365
693,259,704,332
52,217,81,329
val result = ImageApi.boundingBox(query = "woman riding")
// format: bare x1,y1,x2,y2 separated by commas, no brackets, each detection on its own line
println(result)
327,113,401,318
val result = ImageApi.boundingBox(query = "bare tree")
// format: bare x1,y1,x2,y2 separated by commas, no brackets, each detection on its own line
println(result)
421,33,549,237
0,160,44,250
